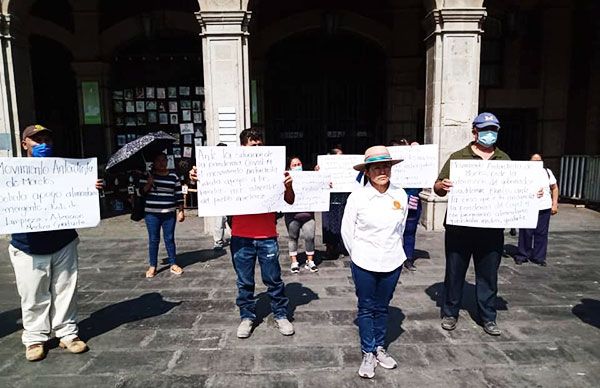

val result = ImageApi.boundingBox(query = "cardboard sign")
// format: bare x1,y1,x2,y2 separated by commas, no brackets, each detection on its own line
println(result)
0,158,100,234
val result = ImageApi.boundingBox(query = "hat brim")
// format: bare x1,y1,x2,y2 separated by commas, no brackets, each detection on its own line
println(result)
474,123,500,129
353,159,402,171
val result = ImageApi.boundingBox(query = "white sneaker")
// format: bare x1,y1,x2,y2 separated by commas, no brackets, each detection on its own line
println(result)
358,352,377,379
304,260,318,273
275,318,295,336
236,319,253,339
290,262,300,274
375,346,397,369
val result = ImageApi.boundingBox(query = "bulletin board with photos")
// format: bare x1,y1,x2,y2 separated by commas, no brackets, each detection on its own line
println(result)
112,85,205,175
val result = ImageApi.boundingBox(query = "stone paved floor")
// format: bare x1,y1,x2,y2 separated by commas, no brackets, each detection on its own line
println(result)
0,207,599,387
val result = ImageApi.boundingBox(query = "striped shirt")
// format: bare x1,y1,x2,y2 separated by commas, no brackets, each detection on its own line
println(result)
139,172,184,213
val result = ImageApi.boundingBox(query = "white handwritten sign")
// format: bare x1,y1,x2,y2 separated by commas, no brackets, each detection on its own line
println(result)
446,160,542,228
388,144,439,188
282,171,331,213
0,158,100,234
317,154,363,193
194,146,286,216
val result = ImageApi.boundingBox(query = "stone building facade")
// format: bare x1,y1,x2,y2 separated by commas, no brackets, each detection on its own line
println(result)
0,0,598,229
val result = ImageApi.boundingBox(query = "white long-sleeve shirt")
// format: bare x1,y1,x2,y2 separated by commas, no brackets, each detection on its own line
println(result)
341,182,409,272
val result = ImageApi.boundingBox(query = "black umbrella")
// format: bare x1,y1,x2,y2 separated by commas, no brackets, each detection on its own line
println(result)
106,131,176,172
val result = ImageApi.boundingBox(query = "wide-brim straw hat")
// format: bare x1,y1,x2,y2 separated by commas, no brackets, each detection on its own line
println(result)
353,145,403,171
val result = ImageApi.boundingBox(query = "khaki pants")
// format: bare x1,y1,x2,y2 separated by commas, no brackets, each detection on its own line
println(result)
9,238,80,346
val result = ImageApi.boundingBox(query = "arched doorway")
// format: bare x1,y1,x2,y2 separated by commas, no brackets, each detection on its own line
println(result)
29,35,80,157
264,31,386,164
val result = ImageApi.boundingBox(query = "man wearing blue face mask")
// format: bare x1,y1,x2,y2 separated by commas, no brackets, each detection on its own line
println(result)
9,125,104,361
433,112,510,337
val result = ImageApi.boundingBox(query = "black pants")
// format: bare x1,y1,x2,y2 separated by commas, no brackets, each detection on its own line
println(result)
442,226,503,323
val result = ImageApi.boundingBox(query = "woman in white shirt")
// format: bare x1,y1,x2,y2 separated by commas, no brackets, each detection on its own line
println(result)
514,153,559,266
341,146,408,379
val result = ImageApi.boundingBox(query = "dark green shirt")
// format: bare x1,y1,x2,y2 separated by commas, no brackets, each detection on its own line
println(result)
437,142,511,181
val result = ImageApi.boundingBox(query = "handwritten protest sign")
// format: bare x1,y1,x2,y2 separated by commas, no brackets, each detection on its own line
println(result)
316,155,363,193
194,146,286,216
446,160,542,228
388,144,439,188
0,158,100,234
282,171,331,213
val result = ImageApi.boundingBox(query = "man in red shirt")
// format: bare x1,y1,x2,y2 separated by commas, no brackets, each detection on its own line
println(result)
190,129,295,338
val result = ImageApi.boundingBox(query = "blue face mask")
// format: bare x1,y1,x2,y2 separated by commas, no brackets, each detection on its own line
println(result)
31,143,53,157
291,166,303,171
476,130,498,147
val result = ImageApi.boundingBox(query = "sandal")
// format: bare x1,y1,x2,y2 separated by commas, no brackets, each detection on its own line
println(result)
170,264,183,275
145,267,157,278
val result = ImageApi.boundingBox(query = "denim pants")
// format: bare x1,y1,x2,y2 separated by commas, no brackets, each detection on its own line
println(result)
442,226,503,323
351,262,402,353
403,207,422,262
230,237,288,320
145,212,177,267
515,209,551,264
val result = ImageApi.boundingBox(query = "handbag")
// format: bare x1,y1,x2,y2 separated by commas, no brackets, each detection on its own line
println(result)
130,188,146,221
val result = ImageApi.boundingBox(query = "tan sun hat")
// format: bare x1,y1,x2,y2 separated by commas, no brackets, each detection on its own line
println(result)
353,145,403,171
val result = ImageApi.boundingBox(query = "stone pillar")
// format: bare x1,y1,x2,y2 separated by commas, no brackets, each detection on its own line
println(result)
196,1,251,146
420,0,486,230
0,12,25,156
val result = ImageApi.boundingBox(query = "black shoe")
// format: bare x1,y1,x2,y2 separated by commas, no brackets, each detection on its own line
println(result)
514,258,527,265
483,321,501,336
509,228,517,236
404,261,417,272
441,316,457,331
536,261,547,267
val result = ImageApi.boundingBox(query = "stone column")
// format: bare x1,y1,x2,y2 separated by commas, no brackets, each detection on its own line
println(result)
420,0,486,230
0,13,22,156
196,1,251,146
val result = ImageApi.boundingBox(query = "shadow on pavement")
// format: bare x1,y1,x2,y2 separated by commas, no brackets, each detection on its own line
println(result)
255,282,319,324
503,244,518,259
572,298,600,329
77,292,181,343
413,249,431,260
173,248,227,269
425,282,508,324
385,307,406,347
0,308,22,339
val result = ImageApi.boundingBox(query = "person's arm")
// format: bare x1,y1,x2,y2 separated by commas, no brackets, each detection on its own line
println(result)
95,179,104,190
283,172,295,205
550,183,559,215
140,174,154,194
434,159,452,197
340,194,357,257
189,166,197,182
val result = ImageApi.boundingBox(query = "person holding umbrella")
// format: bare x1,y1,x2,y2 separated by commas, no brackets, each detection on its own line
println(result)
139,152,185,278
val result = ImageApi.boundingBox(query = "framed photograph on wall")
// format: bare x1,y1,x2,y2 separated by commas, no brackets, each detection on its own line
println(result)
113,90,123,99
115,115,125,126
168,101,178,112
158,101,166,112
179,86,190,96
195,86,204,95
136,101,145,112
173,147,182,158
126,116,136,126
159,113,168,124
136,113,146,125
180,123,194,134
114,100,124,113
127,133,136,142
180,100,191,109
170,113,179,124
181,110,191,122
148,111,158,123
192,100,201,111
183,134,192,144
183,147,192,158
193,112,202,123
146,100,157,110
125,101,135,113
124,89,133,100
135,87,145,99
117,134,126,146
167,87,177,98
146,87,155,99
156,87,166,99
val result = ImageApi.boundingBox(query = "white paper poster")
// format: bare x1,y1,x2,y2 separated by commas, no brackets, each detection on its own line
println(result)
446,160,542,228
388,144,439,188
316,154,363,193
282,171,331,213
0,158,100,234
194,146,286,216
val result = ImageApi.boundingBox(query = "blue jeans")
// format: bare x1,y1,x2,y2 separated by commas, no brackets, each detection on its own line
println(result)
351,262,402,353
230,237,288,320
144,212,177,267
403,207,422,262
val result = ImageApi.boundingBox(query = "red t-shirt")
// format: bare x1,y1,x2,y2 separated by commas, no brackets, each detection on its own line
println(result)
231,213,277,238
